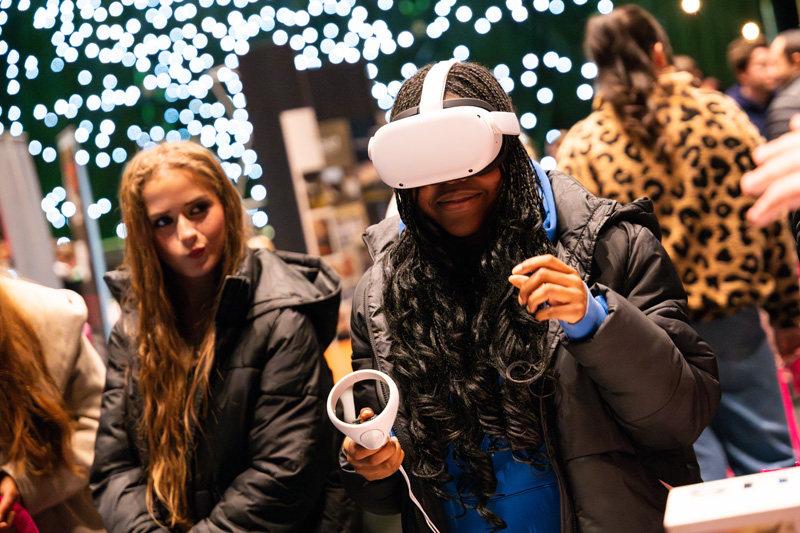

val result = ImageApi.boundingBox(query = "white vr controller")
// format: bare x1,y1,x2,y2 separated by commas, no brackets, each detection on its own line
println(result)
327,369,400,450
328,369,441,533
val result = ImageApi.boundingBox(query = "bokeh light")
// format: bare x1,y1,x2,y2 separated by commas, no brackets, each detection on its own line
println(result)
4,0,610,240
742,22,760,41
681,0,700,14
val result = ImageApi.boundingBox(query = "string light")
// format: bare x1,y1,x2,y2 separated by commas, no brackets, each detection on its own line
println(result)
742,22,760,41
681,0,700,14
1,0,612,238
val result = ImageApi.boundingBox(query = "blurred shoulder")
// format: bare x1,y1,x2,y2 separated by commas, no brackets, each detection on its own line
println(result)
0,275,88,338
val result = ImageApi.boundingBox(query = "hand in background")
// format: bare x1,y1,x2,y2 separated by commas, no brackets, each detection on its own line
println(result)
508,254,587,324
0,475,20,531
774,326,800,365
742,114,800,227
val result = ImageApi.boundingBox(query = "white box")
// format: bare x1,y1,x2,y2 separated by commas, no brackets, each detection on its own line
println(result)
664,467,800,532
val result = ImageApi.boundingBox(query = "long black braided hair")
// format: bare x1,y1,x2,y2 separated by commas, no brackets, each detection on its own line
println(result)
380,61,557,530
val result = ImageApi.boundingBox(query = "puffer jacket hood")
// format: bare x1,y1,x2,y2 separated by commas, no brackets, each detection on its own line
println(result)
104,247,341,350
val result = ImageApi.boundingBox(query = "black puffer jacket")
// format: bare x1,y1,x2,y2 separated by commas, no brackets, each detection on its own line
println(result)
92,248,353,532
341,172,720,532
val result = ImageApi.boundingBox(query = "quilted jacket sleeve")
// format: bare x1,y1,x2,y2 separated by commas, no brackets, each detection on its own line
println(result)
90,320,169,533
337,272,407,516
191,309,332,532
566,220,720,449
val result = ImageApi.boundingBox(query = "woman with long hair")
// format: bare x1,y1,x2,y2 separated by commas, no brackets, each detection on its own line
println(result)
339,60,719,531
90,141,351,532
557,5,800,481
0,275,106,533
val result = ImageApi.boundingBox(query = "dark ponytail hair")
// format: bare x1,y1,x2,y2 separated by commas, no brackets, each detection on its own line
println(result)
382,61,556,530
585,5,673,162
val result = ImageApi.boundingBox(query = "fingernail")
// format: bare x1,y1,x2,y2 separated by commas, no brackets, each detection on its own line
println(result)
511,264,521,274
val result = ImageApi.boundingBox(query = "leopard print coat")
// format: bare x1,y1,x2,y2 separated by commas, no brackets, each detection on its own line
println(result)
557,71,800,327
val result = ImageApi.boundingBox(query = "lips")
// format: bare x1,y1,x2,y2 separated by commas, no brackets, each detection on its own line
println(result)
435,191,481,210
437,191,480,204
188,247,206,259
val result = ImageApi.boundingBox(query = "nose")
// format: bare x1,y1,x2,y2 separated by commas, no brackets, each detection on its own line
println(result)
443,176,470,187
176,215,197,245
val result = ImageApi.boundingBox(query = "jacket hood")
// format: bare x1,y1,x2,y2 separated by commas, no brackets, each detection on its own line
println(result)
362,216,404,262
246,248,341,349
548,170,660,280
104,247,342,349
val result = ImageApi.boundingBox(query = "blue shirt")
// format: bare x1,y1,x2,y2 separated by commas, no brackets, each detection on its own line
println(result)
725,84,771,138
442,442,560,533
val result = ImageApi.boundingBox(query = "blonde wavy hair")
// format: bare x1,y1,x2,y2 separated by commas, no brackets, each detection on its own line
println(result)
118,141,246,530
0,280,78,478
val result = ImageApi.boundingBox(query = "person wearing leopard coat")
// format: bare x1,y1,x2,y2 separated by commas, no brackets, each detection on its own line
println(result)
557,5,800,481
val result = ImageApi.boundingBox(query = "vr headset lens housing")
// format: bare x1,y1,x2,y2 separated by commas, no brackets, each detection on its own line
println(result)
368,60,522,189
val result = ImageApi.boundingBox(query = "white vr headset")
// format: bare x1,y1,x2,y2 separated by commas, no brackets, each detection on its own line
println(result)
368,59,521,189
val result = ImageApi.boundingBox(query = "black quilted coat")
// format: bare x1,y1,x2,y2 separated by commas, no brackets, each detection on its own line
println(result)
91,248,354,532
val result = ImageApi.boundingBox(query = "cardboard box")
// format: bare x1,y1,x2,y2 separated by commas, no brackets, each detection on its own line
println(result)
664,467,800,532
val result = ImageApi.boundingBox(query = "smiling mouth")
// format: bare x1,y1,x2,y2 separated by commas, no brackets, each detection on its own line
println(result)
438,192,480,205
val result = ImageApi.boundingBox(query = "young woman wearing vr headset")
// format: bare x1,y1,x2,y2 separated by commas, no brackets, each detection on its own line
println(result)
340,60,720,532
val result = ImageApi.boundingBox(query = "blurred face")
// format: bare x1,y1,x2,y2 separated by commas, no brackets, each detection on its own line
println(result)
743,47,776,92
415,167,503,238
142,168,226,290
770,37,797,88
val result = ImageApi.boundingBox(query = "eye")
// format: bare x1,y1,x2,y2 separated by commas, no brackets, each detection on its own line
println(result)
190,202,210,216
152,216,172,229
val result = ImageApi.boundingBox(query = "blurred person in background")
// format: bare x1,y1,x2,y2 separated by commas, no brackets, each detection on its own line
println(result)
767,29,800,140
53,241,88,295
672,54,703,86
557,4,800,481
0,275,106,533
726,36,776,137
671,54,722,91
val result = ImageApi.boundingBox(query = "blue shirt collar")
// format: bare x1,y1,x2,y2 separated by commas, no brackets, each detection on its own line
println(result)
531,159,557,242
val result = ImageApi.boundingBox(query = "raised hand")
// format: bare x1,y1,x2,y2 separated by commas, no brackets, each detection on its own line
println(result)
742,114,800,227
508,254,587,324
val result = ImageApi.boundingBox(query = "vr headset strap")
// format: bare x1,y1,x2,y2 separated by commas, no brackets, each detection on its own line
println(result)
419,58,458,114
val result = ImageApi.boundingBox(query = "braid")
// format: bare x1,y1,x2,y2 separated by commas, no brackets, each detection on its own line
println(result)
383,61,556,530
